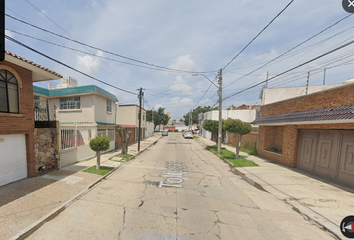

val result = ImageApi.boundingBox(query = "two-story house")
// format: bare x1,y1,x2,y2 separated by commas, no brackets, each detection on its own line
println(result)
0,51,62,186
33,78,118,167
116,104,146,141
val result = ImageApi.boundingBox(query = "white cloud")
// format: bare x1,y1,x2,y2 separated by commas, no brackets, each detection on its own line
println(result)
154,104,164,110
168,55,195,72
171,97,193,107
75,50,104,74
169,75,193,93
5,29,13,38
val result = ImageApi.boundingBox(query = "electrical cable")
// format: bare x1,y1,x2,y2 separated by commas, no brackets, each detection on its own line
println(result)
21,1,140,88
5,28,181,74
5,13,218,74
224,14,353,88
222,38,354,102
5,35,138,95
223,0,294,70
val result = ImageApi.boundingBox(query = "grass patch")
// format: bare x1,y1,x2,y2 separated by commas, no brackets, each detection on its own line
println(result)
292,207,301,214
240,147,258,156
228,144,257,156
193,136,199,139
206,145,258,167
82,166,114,176
121,154,133,162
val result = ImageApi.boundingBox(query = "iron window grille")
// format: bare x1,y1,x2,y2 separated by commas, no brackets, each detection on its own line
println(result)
0,69,19,113
59,96,80,110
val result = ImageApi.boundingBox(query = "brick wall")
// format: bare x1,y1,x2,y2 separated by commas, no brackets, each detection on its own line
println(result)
0,61,36,177
116,127,135,148
260,83,354,117
258,123,354,167
231,105,261,110
227,132,258,149
257,83,354,168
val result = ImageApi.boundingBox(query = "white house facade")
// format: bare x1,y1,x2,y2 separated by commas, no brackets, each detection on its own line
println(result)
199,109,258,140
33,80,118,167
116,104,146,140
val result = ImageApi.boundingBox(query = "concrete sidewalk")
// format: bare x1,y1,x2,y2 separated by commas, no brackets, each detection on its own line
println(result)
0,134,162,240
197,136,354,240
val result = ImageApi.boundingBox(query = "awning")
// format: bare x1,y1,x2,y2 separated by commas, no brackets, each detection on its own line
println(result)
96,122,118,126
117,124,138,128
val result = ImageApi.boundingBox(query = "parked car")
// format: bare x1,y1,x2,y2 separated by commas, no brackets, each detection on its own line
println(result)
182,130,190,137
162,130,168,136
184,131,193,139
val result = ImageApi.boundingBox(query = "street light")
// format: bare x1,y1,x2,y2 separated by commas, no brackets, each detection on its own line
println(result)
192,70,223,153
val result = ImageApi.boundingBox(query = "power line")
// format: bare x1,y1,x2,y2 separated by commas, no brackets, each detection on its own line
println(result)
5,28,181,73
5,35,138,95
222,0,294,70
224,14,352,88
5,13,218,74
222,38,354,102
22,1,139,88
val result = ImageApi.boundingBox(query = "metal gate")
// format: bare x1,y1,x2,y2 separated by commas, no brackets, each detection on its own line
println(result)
297,130,354,188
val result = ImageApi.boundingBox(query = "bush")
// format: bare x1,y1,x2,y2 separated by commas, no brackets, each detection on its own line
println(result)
89,136,110,152
175,129,179,132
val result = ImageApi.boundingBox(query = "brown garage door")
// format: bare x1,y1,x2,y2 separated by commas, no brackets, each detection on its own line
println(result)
337,131,354,186
297,130,354,188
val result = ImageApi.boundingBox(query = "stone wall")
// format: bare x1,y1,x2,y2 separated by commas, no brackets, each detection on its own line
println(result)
34,128,59,175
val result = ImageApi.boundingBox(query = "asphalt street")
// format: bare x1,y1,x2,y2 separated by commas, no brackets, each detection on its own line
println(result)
26,133,334,240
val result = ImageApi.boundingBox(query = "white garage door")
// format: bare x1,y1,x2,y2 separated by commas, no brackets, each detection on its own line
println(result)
0,135,27,187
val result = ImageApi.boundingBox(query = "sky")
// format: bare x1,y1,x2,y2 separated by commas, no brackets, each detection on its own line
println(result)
4,0,354,121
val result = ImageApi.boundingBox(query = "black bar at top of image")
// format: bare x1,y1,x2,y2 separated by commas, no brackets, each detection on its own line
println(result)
0,0,4,61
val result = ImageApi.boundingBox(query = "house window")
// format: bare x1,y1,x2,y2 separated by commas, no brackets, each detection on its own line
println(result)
107,100,112,112
143,114,145,121
0,70,19,113
59,96,80,110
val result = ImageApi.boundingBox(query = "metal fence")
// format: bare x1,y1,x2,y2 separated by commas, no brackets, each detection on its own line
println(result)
97,129,115,141
34,98,52,128
61,126,114,150
60,127,94,150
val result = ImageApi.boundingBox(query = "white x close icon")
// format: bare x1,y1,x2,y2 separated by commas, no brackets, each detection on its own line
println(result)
349,0,354,7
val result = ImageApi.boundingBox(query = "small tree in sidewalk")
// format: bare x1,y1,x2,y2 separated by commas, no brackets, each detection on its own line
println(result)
202,119,225,143
89,136,110,169
224,118,252,158
117,126,132,155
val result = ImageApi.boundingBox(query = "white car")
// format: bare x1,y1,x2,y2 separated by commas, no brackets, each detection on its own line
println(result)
184,131,193,139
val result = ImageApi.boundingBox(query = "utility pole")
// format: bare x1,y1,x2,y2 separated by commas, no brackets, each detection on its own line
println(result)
306,71,310,95
266,71,269,88
138,88,142,152
323,68,327,85
189,109,192,129
218,68,223,153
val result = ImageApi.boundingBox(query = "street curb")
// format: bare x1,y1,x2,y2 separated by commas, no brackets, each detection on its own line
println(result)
13,136,162,240
195,138,341,240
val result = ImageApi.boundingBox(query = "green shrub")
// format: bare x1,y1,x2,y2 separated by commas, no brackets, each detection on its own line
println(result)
89,136,110,151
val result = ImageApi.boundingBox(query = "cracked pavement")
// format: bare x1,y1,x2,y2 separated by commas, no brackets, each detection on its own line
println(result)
27,133,335,240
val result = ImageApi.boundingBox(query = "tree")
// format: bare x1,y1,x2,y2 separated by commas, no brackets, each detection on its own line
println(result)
117,127,132,155
224,118,252,158
183,106,215,126
89,136,110,169
146,107,170,130
202,119,225,143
